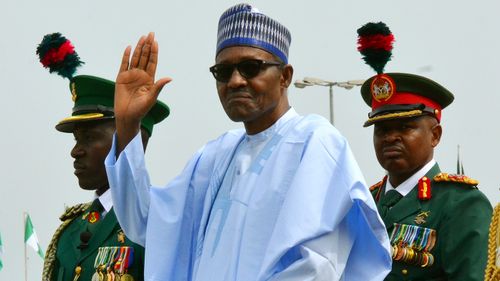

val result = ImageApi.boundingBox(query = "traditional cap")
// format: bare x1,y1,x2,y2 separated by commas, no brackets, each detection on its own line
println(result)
357,23,454,127
216,3,291,63
37,33,170,136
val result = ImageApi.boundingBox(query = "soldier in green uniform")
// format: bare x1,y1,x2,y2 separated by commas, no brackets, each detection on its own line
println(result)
37,34,170,281
357,23,492,280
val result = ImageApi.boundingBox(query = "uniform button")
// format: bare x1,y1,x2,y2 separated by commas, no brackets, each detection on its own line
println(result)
402,269,408,275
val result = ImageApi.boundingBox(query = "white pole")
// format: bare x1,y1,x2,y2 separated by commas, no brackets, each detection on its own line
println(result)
329,85,334,125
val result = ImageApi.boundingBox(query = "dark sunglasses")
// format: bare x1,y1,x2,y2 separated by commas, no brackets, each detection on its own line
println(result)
209,59,283,83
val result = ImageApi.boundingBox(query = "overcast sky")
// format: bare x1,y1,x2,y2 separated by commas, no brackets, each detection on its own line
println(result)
1,0,499,279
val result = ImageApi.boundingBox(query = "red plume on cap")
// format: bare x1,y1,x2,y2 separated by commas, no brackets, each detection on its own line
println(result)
36,33,83,79
357,22,394,74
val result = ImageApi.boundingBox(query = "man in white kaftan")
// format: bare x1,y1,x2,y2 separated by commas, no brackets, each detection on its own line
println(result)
105,4,392,281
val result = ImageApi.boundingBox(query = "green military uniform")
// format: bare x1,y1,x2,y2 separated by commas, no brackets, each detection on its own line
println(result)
46,201,145,281
39,75,169,281
37,33,170,281
371,164,492,280
356,22,493,280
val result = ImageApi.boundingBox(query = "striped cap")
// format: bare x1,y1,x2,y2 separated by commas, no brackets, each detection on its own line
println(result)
216,3,291,63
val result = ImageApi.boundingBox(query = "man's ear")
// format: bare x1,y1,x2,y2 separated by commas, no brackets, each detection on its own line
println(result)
431,122,442,147
280,64,294,88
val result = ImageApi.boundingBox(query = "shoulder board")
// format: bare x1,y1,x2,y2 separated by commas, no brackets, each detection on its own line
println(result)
370,177,386,191
59,202,92,221
433,173,479,187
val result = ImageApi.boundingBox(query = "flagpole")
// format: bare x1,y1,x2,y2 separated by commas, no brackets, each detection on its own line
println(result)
24,212,28,281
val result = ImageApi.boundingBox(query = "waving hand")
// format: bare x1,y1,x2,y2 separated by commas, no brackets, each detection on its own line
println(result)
114,32,172,153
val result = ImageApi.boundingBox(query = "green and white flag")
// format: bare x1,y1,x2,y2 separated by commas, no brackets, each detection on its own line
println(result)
24,214,44,259
0,231,4,271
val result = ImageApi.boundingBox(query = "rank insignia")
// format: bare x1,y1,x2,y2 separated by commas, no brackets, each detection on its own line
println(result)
369,180,384,191
371,176,387,203
418,176,432,200
414,211,430,225
433,173,479,187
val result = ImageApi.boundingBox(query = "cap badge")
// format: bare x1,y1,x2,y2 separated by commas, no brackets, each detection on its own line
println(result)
371,74,395,102
71,82,77,102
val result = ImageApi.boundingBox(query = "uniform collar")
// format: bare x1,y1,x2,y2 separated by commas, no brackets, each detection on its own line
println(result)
96,189,113,213
386,159,436,196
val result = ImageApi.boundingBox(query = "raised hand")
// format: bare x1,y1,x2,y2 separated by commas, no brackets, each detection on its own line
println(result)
114,32,172,153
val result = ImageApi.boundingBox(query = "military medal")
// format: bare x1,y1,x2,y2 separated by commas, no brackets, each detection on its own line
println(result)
120,274,134,281
94,247,118,281
114,247,135,281
395,245,404,261
91,272,100,281
390,223,436,267
94,248,104,281
98,265,106,281
107,267,115,281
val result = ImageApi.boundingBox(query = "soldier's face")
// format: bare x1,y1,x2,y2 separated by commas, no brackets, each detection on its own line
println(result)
71,120,115,194
373,116,441,184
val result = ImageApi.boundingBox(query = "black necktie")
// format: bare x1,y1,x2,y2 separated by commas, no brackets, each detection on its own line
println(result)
90,198,105,213
379,189,402,218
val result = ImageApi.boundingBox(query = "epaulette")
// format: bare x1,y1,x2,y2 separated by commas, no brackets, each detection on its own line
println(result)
59,202,92,221
43,201,92,281
433,173,479,187
371,176,387,202
370,177,387,191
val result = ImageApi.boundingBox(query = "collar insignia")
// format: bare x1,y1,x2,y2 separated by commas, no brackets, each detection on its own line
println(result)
418,176,432,200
